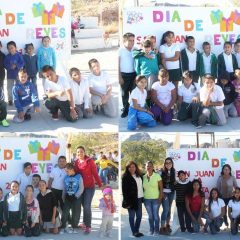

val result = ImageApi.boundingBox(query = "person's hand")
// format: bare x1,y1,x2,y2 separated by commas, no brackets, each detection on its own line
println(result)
208,86,214,94
192,97,199,103
18,111,24,120
35,107,40,113
51,216,56,225
3,221,7,226
57,90,65,97
119,76,124,86
70,108,78,119
101,95,108,104
164,106,171,113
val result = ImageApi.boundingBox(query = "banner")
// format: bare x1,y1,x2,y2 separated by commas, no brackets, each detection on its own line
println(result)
166,148,240,197
0,1,71,65
123,7,240,55
0,138,66,191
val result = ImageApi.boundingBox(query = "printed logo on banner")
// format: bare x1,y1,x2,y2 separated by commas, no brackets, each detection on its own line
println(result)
127,11,143,24
233,150,240,162
168,151,181,161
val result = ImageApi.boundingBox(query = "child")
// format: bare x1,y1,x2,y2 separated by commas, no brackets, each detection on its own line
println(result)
232,68,240,116
127,75,156,130
203,188,225,234
60,163,84,234
199,42,218,83
37,180,60,234
217,71,238,118
198,74,226,128
174,171,192,233
0,188,7,236
3,181,27,236
88,59,116,118
12,68,40,123
0,41,5,88
42,65,78,121
24,185,41,237
218,41,238,81
32,174,41,198
0,86,9,127
160,31,181,88
17,162,32,194
228,187,240,235
48,155,67,211
69,67,93,119
119,32,136,118
23,43,38,89
37,36,56,73
99,187,116,238
4,41,24,105
151,69,177,125
185,179,205,233
181,36,201,83
234,39,240,68
178,71,201,126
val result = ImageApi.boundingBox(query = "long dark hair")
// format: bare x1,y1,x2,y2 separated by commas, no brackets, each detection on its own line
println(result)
221,164,232,176
163,157,175,173
187,179,204,197
182,71,197,91
123,161,141,178
233,187,240,202
208,188,220,213
160,31,174,46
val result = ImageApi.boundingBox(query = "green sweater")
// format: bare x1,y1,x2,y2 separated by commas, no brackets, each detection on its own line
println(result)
199,53,218,78
218,53,238,77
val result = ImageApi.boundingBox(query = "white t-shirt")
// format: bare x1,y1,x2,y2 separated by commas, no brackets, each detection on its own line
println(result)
186,48,197,71
88,71,112,95
17,172,32,194
160,43,180,70
223,53,234,73
202,53,211,74
205,198,225,218
178,83,200,104
8,192,20,211
129,87,147,108
70,78,90,108
235,52,240,68
44,76,71,101
200,85,225,109
33,187,40,199
119,47,135,73
228,199,240,219
151,81,175,106
132,175,144,198
49,166,66,190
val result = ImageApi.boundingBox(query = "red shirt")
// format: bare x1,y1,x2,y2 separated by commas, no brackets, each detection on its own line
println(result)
74,156,102,188
188,194,203,213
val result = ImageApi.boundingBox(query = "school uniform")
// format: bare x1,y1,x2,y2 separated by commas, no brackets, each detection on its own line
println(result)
0,87,7,121
228,199,240,235
127,87,156,130
181,48,201,83
150,81,175,125
232,79,240,116
16,172,32,194
0,51,5,88
235,52,240,68
199,52,218,79
23,54,38,88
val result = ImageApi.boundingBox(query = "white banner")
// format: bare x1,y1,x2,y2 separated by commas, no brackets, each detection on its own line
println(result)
123,7,240,55
0,0,71,65
0,138,66,191
166,148,240,197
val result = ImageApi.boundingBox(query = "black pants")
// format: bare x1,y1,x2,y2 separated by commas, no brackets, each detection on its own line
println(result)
51,188,64,211
120,72,136,113
176,203,191,231
231,215,240,235
24,222,41,237
0,101,7,121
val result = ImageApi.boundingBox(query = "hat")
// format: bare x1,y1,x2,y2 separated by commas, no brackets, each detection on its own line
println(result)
103,187,113,195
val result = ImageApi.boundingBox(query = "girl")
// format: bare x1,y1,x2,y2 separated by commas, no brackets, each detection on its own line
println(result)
122,161,144,238
198,74,226,127
160,31,181,88
159,158,176,235
217,164,238,228
151,69,177,125
0,41,5,88
143,161,163,236
0,187,7,236
228,187,240,235
3,181,27,236
232,68,240,116
203,188,225,234
185,179,205,233
128,75,156,130
37,180,60,234
24,185,41,237
178,71,201,126
234,39,240,68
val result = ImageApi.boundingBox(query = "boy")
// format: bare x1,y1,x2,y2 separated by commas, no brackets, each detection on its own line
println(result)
12,68,40,123
0,86,9,127
42,65,78,121
217,71,238,118
32,174,41,198
119,33,136,118
174,171,192,233
60,163,84,234
181,36,201,83
234,39,240,68
4,41,24,105
218,41,238,81
69,67,92,119
16,162,32,194
48,155,67,211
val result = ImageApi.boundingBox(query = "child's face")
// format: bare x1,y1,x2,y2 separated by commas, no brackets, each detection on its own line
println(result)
25,187,33,197
204,78,215,89
32,177,40,187
159,73,169,85
26,46,34,55
220,79,228,86
18,72,28,84
8,44,17,55
71,71,81,83
165,160,173,170
136,78,147,90
203,45,211,55
150,37,156,47
183,76,193,87
235,69,240,78
193,182,200,191
211,190,218,200
43,70,57,82
42,37,50,47
128,164,136,175
224,44,232,55
165,33,174,45
90,62,101,76
143,46,151,54
124,37,135,49
0,190,3,200
65,168,75,176
104,194,111,200
178,173,186,182
76,148,85,159
24,165,32,175
146,163,153,172
235,42,240,53
11,183,19,194
187,39,195,49
234,189,240,199
39,181,46,192
58,157,66,169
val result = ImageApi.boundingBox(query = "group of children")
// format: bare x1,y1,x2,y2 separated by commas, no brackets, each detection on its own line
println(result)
0,156,116,237
119,32,240,130
0,36,116,126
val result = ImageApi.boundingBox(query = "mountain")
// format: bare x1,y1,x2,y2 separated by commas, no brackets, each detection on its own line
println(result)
127,133,152,141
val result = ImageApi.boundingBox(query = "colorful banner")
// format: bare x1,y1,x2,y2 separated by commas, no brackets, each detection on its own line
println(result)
123,7,240,55
0,1,71,64
0,138,65,191
166,148,240,197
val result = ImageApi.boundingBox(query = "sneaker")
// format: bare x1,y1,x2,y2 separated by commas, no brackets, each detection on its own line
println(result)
134,232,144,237
187,228,194,233
203,228,208,234
65,227,73,234
195,124,202,129
106,233,113,238
166,224,172,233
59,229,65,234
153,231,160,236
24,114,31,120
52,112,59,120
84,227,91,234
121,108,128,118
2,119,9,127
72,228,78,234
160,227,169,235
79,223,86,230
147,231,154,236
8,100,13,106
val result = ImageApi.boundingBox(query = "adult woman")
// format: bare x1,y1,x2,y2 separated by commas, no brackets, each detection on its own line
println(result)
74,146,102,234
143,161,163,236
217,164,238,228
122,161,144,238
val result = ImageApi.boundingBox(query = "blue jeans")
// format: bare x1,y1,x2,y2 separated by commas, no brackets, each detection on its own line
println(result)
161,191,175,226
99,168,109,185
203,212,223,234
144,199,161,233
128,198,142,234
80,187,95,227
192,212,200,233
